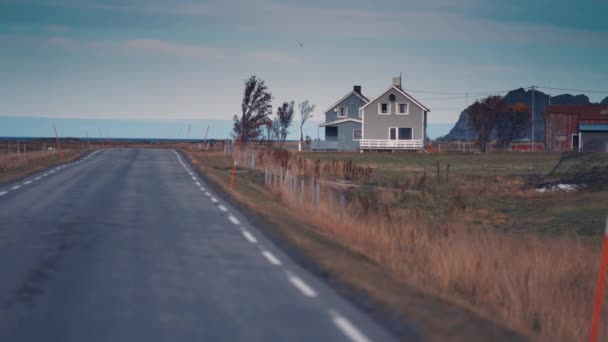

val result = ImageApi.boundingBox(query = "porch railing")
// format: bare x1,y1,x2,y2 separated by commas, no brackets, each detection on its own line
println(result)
359,139,423,150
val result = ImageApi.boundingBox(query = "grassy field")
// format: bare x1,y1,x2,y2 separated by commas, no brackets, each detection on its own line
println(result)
0,149,88,184
302,151,608,236
303,151,562,181
191,147,608,341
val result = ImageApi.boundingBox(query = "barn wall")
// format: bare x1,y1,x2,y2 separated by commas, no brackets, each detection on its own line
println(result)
545,113,579,152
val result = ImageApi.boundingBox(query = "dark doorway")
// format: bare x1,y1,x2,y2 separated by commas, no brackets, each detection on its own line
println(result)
571,134,579,150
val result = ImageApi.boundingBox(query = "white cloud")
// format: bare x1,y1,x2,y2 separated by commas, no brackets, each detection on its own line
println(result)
123,39,222,59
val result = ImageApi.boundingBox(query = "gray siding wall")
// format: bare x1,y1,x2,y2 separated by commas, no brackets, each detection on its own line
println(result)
335,121,362,151
362,89,425,140
582,132,608,152
324,93,367,123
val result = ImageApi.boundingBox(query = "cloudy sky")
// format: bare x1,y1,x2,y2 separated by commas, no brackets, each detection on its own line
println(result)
1,0,607,138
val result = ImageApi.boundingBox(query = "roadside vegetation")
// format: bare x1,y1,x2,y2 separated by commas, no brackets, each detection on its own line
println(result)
188,146,608,341
0,143,88,184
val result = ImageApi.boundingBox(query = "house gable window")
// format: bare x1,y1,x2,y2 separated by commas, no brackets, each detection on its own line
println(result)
397,103,409,115
337,107,348,118
378,102,391,115
353,129,362,140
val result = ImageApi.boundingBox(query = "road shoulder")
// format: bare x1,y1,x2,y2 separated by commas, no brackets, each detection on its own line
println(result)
182,150,525,342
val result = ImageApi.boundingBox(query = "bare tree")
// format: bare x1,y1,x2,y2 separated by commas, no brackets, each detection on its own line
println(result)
469,95,505,152
298,100,315,152
276,101,295,147
264,117,274,146
271,117,281,141
495,102,530,149
232,75,272,143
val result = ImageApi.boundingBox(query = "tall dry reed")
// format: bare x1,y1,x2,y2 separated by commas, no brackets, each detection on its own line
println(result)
248,147,605,341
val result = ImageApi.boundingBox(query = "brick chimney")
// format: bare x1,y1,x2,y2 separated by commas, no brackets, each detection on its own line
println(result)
353,85,362,94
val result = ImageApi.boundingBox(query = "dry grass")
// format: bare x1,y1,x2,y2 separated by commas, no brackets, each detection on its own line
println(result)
0,149,86,183
194,148,607,341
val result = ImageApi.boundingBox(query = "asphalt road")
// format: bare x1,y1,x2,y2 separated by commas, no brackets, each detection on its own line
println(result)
0,148,397,342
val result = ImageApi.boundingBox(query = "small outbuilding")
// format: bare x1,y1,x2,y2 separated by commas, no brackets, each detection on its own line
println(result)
544,105,608,152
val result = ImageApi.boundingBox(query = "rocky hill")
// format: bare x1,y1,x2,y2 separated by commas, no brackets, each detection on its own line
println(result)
438,89,607,141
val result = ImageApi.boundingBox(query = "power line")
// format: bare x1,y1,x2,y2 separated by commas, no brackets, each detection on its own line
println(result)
534,86,608,94
418,95,473,101
403,87,526,95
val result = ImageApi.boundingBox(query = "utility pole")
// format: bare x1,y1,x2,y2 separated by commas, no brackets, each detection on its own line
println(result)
52,122,64,160
531,85,535,152
203,125,210,149
185,124,191,150
465,92,469,143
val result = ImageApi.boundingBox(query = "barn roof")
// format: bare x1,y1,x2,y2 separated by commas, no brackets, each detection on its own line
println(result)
545,105,608,120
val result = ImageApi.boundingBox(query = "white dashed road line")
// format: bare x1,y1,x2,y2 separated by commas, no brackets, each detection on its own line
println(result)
173,152,376,341
329,310,371,342
241,229,257,243
23,181,32,185
10,186,21,191
0,191,7,196
35,177,41,180
286,271,317,298
228,214,240,225
261,250,281,265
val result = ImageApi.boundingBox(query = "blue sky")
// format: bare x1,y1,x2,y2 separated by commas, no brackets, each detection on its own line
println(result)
1,0,607,139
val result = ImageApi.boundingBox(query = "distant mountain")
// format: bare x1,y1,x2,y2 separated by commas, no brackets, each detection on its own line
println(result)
438,88,601,141
601,96,608,105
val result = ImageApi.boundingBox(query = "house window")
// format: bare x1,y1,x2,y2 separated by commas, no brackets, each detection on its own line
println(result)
338,107,348,118
353,129,362,140
398,128,412,140
389,127,397,140
378,103,390,115
397,103,409,115
389,127,412,140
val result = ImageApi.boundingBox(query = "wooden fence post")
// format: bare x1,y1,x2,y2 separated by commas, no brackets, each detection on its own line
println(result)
339,193,345,224
300,179,305,205
328,190,334,219
590,217,608,342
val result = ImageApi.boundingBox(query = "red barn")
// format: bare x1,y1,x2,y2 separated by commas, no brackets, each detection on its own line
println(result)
544,105,608,152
